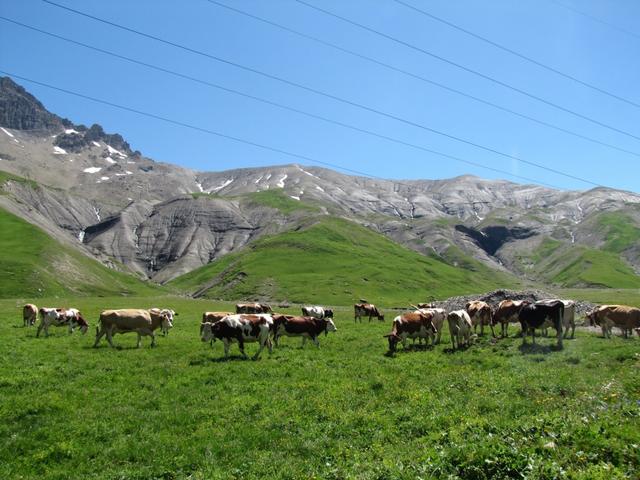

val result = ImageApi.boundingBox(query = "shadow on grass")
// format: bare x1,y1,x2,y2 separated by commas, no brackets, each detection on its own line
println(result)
517,342,563,355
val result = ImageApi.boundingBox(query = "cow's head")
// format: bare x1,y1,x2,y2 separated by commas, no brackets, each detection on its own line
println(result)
324,309,334,318
72,313,89,334
586,309,598,326
324,318,337,336
200,322,216,343
159,311,173,333
383,333,401,352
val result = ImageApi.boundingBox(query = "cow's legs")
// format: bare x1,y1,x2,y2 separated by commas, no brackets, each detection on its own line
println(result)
93,328,106,347
36,321,44,338
223,339,230,358
150,331,157,347
312,335,319,347
136,333,142,348
238,337,247,359
301,336,307,348
252,339,265,361
106,328,115,348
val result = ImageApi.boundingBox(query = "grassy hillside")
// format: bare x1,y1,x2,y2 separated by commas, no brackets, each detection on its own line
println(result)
517,237,640,289
595,212,640,253
1,296,638,479
170,217,517,305
0,207,161,298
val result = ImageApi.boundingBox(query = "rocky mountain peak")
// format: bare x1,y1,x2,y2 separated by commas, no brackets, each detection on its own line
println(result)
0,76,64,131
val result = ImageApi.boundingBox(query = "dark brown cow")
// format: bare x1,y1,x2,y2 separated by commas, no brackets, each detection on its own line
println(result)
466,300,495,337
493,300,526,337
200,314,273,359
518,300,564,348
272,315,337,347
354,303,384,322
384,311,437,352
235,303,272,314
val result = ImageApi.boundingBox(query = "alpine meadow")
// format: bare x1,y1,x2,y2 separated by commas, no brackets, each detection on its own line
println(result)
1,1,640,479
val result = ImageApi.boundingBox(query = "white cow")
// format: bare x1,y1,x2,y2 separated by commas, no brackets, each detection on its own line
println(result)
539,299,576,339
200,314,273,360
37,307,88,337
413,307,446,345
447,310,473,350
149,308,177,336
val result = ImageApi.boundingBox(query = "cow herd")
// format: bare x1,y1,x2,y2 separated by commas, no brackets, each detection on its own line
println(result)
18,297,640,358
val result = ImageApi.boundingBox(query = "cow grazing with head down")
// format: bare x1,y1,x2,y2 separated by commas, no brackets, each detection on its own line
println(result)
494,300,526,337
301,306,334,319
447,310,473,350
272,314,337,347
36,307,89,337
94,308,172,348
200,314,273,360
518,300,564,348
586,305,640,339
354,303,384,322
384,311,437,353
235,303,272,314
23,304,37,327
149,308,178,336
466,301,495,337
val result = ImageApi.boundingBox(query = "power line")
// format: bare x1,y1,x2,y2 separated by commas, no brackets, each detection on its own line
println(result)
0,17,574,187
0,70,564,190
293,0,640,142
37,1,604,186
391,0,640,109
551,0,640,42
203,0,640,159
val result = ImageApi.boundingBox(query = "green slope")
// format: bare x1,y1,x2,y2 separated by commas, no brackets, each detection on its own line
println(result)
0,206,162,298
169,217,517,305
526,237,640,289
595,212,640,253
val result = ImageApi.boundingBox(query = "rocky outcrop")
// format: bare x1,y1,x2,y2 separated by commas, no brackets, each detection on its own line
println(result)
0,77,64,131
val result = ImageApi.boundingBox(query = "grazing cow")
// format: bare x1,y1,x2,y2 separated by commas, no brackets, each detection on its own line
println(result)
23,304,37,327
586,305,640,339
354,303,384,322
272,314,337,347
417,302,435,309
494,300,526,337
466,301,495,337
200,314,273,360
518,300,564,348
537,299,576,339
384,311,437,353
301,305,334,319
235,302,272,314
94,309,172,348
149,308,177,336
447,310,473,350
36,307,89,337
413,307,446,345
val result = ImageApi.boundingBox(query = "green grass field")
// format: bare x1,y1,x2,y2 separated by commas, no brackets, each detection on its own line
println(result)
1,295,639,479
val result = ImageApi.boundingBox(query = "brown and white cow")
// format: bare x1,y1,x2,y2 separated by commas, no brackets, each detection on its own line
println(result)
149,308,178,336
587,305,640,339
301,306,334,319
36,307,89,337
235,303,272,314
94,308,172,348
466,300,495,337
23,304,37,327
200,314,273,360
354,303,384,322
272,314,337,347
413,307,446,345
384,311,437,352
537,299,576,339
447,310,473,350
493,300,526,337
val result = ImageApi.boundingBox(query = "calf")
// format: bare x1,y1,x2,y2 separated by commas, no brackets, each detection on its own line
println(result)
587,305,640,339
354,303,384,322
384,311,437,353
447,310,473,350
494,300,526,337
23,304,37,327
36,307,88,337
272,314,337,347
200,314,273,360
518,300,564,348
301,305,334,319
466,301,495,337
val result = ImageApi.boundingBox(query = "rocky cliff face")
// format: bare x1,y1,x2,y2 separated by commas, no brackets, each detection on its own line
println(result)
1,77,639,285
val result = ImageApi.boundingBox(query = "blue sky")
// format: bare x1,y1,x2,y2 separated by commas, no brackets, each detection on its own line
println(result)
1,0,639,192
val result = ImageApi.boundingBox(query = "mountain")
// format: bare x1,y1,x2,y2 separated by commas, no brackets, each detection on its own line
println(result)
1,76,639,300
